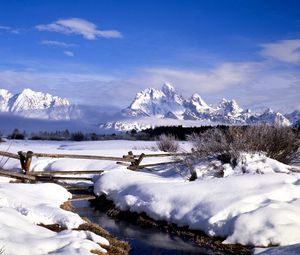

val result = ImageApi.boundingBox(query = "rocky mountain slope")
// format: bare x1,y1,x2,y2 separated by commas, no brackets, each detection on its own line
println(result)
101,83,295,132
0,85,298,132
0,88,80,120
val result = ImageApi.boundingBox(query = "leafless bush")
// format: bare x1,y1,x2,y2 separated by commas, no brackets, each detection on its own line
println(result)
156,134,180,152
188,125,300,165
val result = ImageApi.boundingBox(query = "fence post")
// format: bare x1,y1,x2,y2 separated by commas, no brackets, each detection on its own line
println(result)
18,151,26,174
25,151,33,174
18,151,33,175
128,153,145,170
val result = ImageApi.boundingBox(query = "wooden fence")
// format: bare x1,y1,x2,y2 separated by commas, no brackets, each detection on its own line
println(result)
0,150,190,182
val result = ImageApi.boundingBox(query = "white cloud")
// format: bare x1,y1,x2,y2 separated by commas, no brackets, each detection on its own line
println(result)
131,62,259,95
63,51,74,57
0,25,20,34
261,39,300,64
36,18,122,39
0,25,11,30
0,60,299,112
40,40,75,48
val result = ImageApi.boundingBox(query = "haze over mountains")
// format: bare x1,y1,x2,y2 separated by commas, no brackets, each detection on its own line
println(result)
0,85,299,133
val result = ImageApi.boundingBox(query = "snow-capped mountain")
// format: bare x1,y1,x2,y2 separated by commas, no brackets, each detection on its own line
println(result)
0,89,12,112
285,110,300,125
248,108,291,127
121,83,254,124
122,83,186,118
100,83,294,132
0,88,80,120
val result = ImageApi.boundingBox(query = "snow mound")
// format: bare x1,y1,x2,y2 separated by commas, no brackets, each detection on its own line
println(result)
0,182,109,254
192,153,291,179
0,182,83,228
254,243,300,255
94,157,300,247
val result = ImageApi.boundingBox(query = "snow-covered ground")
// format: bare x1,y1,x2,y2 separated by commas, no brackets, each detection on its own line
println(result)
0,139,188,173
0,139,300,254
0,179,109,255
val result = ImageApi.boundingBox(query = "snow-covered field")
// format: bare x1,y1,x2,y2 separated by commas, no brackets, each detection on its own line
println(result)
0,180,109,255
0,139,300,254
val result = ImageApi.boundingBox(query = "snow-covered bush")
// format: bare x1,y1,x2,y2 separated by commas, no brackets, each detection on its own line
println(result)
156,134,180,152
188,125,299,165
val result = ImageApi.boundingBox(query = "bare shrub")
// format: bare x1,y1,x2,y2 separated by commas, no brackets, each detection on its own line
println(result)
156,134,180,152
188,125,300,165
243,125,300,164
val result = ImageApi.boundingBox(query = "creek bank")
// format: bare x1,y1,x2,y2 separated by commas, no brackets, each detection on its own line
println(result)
40,200,130,255
92,195,252,255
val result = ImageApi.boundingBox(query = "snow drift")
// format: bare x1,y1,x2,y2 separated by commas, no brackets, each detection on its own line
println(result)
94,153,300,247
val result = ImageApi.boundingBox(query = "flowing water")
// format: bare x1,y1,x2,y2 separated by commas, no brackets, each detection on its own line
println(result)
73,200,215,255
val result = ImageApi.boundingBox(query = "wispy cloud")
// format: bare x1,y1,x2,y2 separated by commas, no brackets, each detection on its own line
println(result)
0,59,299,112
132,62,260,94
0,25,20,34
36,18,122,39
63,51,74,57
0,25,11,30
40,40,75,48
261,39,300,64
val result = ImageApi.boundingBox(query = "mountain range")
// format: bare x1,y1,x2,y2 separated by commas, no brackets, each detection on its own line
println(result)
100,83,296,131
0,85,299,132
0,88,80,120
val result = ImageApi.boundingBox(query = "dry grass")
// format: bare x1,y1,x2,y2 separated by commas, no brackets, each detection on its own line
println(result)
60,201,74,212
188,125,300,166
156,134,180,152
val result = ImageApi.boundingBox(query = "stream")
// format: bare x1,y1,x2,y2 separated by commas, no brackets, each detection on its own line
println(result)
73,200,215,255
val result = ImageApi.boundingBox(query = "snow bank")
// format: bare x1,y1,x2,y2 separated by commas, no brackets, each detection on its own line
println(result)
1,140,299,250
0,181,109,255
0,182,83,228
193,152,291,179
94,168,300,247
254,243,300,255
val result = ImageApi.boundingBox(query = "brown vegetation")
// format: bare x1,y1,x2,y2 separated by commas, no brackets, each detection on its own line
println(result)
188,125,300,166
156,134,180,152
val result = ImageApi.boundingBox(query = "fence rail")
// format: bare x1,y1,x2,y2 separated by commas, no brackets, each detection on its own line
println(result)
0,149,189,180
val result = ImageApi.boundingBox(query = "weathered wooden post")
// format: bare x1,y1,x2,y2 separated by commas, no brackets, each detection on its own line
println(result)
18,151,33,174
18,151,26,174
128,153,145,170
25,151,33,174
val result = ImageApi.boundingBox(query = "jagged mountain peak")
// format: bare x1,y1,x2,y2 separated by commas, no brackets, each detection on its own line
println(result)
218,98,243,116
0,89,13,111
0,89,12,97
11,88,70,112
118,84,299,128
190,93,209,108
162,82,175,95
0,87,78,120
285,110,300,125
123,83,185,118
20,88,35,94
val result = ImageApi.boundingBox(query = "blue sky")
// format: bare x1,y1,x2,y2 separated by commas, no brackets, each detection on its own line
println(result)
0,0,300,112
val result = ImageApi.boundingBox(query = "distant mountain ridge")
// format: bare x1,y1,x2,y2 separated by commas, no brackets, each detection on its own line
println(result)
0,88,80,120
101,83,298,132
0,86,298,132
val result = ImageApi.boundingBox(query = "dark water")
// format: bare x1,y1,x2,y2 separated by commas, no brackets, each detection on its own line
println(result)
73,200,213,255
